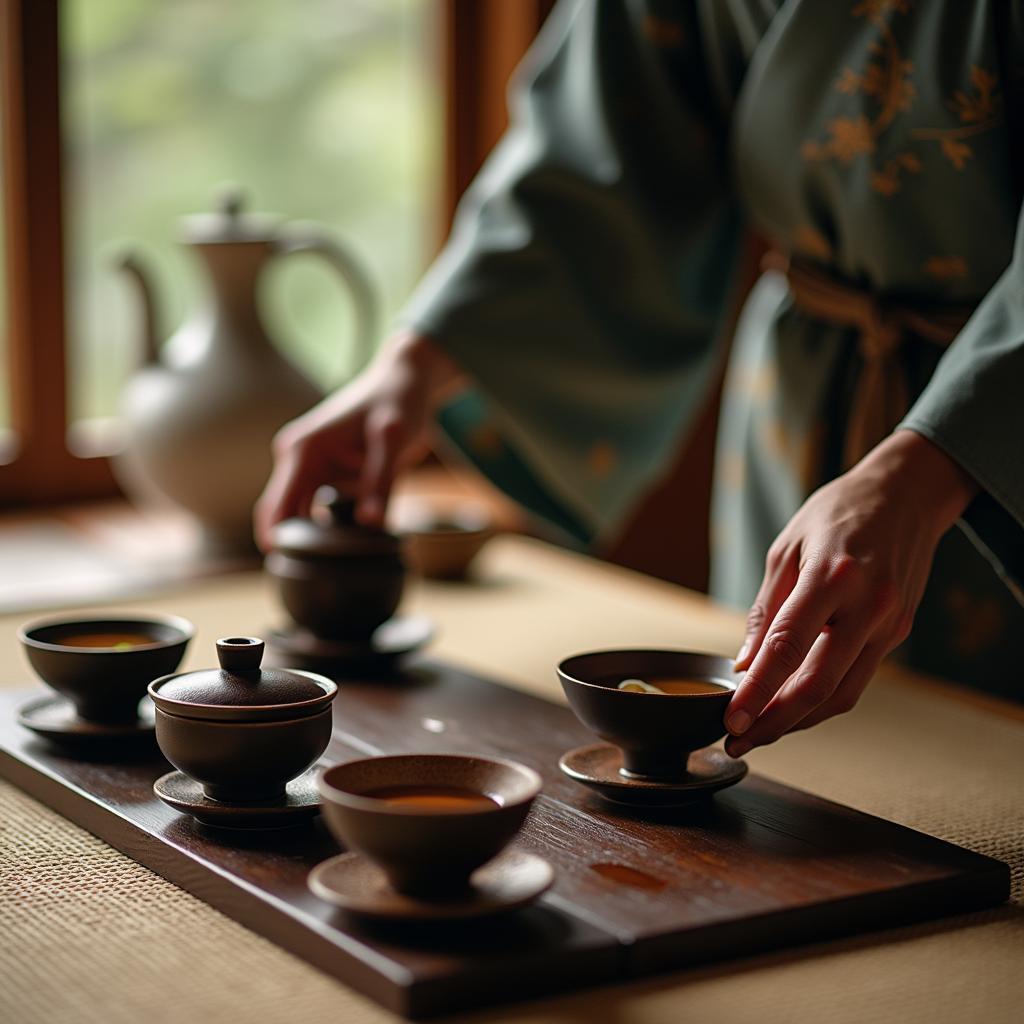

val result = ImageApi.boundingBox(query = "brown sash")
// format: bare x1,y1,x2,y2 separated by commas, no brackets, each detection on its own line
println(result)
762,251,974,469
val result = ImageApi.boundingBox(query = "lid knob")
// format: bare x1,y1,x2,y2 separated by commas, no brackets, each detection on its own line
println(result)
322,487,358,527
217,186,245,221
216,637,265,672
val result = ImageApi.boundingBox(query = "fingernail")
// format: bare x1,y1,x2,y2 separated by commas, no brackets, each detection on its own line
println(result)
727,710,752,735
734,641,751,668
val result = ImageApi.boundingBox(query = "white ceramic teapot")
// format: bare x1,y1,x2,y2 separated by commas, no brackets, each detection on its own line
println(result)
115,190,377,557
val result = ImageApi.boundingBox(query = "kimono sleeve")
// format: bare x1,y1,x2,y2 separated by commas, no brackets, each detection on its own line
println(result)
398,0,741,544
901,200,1024,602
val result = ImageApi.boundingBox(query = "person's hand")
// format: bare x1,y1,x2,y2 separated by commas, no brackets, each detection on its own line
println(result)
254,330,463,550
725,430,978,757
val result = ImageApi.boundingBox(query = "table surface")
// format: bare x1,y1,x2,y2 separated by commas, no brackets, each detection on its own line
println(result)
1,535,1022,1024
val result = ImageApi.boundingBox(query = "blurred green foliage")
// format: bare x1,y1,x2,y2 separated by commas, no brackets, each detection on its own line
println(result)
62,0,441,431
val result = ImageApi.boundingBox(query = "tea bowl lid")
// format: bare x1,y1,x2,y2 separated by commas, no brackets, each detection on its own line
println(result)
148,637,336,722
270,487,401,559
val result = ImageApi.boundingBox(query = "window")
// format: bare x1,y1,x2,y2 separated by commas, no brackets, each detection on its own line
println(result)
0,94,9,457
64,0,441,454
0,0,552,507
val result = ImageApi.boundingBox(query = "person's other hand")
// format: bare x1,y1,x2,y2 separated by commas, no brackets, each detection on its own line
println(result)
254,330,463,550
725,429,978,756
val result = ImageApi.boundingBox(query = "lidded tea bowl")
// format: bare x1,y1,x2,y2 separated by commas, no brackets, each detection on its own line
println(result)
266,487,405,641
148,636,336,803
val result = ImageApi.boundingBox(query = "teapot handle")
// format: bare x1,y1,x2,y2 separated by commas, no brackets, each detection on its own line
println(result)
274,225,378,382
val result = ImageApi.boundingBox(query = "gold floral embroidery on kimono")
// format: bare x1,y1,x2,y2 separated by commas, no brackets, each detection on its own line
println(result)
802,0,1003,210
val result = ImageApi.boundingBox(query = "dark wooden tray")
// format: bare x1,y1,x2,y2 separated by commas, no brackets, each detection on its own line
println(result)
0,660,1010,1018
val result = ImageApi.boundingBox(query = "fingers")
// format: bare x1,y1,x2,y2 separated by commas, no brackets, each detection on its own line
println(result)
735,543,800,670
357,410,406,526
254,426,361,551
787,643,885,733
724,622,867,757
254,445,317,552
253,339,433,544
725,562,842,738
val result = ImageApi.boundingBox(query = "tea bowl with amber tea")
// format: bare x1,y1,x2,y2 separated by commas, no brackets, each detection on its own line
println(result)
149,637,336,803
18,614,194,725
318,754,542,897
558,649,741,780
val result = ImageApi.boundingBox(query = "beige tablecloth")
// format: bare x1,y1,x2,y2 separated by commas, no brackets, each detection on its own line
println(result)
1,537,1022,1024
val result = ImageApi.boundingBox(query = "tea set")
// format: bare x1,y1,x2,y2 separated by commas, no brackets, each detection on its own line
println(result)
14,490,747,924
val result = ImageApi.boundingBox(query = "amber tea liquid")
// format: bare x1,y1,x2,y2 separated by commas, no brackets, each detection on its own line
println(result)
363,785,501,811
55,632,158,650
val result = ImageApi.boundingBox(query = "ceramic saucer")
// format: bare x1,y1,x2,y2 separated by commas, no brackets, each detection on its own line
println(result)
17,694,156,753
153,767,322,828
559,743,747,807
265,615,435,673
308,848,553,921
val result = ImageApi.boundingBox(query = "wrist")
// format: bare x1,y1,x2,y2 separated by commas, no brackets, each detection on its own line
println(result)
863,429,978,530
381,329,466,404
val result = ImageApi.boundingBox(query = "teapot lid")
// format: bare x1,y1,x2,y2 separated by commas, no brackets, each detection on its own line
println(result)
270,487,401,559
148,637,336,721
181,189,280,245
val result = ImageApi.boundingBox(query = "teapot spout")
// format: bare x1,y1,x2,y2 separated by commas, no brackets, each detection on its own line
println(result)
118,251,162,366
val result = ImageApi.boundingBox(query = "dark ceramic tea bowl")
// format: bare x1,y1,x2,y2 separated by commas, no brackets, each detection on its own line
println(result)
18,614,194,725
396,500,494,580
558,649,741,780
149,637,336,803
318,754,542,896
266,489,404,641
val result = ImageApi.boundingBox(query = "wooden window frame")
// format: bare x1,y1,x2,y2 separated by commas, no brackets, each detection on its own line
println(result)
442,0,556,217
1,0,116,504
0,0,553,509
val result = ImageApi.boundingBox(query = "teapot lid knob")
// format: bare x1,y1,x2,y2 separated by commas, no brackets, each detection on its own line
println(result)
181,186,278,244
215,636,265,672
217,186,245,221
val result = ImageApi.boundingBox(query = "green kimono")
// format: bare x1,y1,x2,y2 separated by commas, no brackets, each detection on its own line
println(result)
400,0,1024,700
